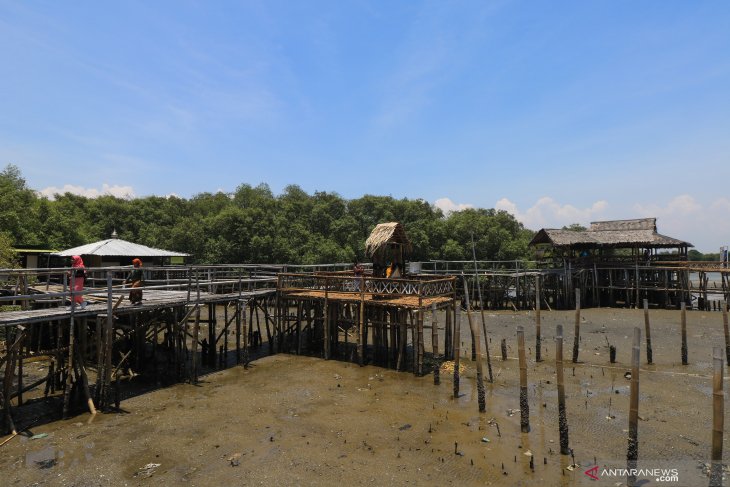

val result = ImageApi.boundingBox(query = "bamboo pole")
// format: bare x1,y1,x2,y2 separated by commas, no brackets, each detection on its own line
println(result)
324,278,330,360
463,276,485,412
710,346,724,487
453,303,461,399
431,303,439,385
358,275,365,366
191,305,201,383
241,300,249,366
556,324,570,455
681,302,688,365
722,306,730,367
643,299,653,365
517,325,529,432
627,327,641,487
62,305,76,419
572,288,581,363
535,275,542,362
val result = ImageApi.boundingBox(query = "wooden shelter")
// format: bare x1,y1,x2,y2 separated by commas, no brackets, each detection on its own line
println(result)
365,222,413,278
530,218,692,265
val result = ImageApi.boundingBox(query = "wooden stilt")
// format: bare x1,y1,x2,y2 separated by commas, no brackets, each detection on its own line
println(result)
535,274,542,362
710,346,724,487
627,327,641,487
517,325,529,432
453,303,461,399
643,299,653,364
681,302,688,365
572,288,581,363
431,304,440,385
463,276,485,412
722,306,730,367
556,324,570,455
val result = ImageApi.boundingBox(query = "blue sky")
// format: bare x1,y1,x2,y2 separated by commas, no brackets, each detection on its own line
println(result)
1,1,729,251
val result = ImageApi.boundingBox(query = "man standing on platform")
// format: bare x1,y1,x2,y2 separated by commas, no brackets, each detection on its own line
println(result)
126,258,144,305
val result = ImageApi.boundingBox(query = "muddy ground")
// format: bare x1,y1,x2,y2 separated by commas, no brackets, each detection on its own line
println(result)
1,307,729,486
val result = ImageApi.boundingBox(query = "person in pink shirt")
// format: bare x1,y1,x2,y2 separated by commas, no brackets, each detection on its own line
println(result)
68,255,87,309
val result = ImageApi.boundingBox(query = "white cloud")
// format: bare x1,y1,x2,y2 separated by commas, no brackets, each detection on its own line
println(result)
631,194,730,251
633,194,701,217
496,197,608,230
433,197,474,215
38,183,136,200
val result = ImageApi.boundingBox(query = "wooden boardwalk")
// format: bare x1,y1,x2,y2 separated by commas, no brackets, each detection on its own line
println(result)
0,288,275,327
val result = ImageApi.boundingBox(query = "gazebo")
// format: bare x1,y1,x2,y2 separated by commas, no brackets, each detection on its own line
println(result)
365,222,412,278
54,232,189,267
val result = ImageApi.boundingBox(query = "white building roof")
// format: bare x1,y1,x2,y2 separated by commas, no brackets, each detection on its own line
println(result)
54,238,189,257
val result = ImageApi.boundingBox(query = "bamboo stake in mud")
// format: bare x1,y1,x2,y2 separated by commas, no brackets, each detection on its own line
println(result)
517,325,529,432
453,303,461,399
643,299,653,364
723,307,729,367
63,307,76,419
573,288,581,363
463,276,485,412
627,327,641,487
555,324,570,455
535,275,542,362
470,237,494,382
501,339,507,361
432,304,440,385
710,346,724,487
681,302,688,365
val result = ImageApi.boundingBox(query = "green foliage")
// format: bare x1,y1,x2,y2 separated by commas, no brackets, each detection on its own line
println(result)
688,249,720,261
0,233,19,269
0,166,537,264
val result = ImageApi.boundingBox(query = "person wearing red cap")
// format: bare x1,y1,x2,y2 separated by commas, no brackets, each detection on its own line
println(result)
125,258,144,305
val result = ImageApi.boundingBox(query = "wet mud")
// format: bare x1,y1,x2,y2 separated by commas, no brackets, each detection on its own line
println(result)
1,307,728,486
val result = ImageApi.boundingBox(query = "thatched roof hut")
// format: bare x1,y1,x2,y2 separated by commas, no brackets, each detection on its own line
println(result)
529,218,692,249
365,222,412,277
529,218,692,264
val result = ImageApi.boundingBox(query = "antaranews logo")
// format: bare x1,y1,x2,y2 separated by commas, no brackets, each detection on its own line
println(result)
584,465,600,480
583,465,680,483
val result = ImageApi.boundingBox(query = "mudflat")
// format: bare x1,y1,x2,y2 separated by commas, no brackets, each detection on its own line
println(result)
1,307,727,486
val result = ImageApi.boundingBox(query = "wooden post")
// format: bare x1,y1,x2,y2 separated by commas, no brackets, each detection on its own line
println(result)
556,324,570,455
62,313,75,419
241,300,249,366
572,288,581,363
535,275,542,362
431,303,439,385
191,305,201,383
517,325,529,432
643,299,653,364
501,339,507,361
681,302,688,365
235,300,242,364
453,303,461,399
445,302,452,361
358,275,365,366
463,276,485,412
722,306,730,367
710,346,724,487
627,327,641,487
324,278,330,360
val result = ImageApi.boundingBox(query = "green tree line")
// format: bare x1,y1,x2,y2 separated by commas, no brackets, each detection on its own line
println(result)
1,164,535,265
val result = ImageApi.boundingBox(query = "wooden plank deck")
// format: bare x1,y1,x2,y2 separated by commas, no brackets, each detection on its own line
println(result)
0,288,275,327
282,289,451,308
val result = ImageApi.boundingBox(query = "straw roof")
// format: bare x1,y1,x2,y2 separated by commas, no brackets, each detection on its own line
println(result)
530,218,692,249
54,238,189,257
365,222,412,258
